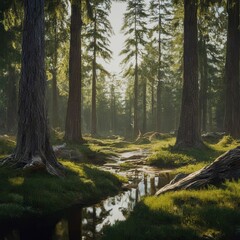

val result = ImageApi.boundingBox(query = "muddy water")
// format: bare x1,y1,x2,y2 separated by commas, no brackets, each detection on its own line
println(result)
53,150,172,240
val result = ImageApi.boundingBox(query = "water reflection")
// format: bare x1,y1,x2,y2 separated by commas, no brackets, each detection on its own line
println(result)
53,172,171,240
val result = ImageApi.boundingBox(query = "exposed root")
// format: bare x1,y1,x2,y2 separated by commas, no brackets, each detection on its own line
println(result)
156,146,240,196
1,152,65,178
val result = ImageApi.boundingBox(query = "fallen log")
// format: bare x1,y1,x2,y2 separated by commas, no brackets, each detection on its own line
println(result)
156,146,240,196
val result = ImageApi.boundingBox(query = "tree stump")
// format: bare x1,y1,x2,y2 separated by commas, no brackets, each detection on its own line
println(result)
156,146,240,196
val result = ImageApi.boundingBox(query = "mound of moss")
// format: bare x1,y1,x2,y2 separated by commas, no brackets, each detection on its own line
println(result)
0,161,123,223
103,181,240,240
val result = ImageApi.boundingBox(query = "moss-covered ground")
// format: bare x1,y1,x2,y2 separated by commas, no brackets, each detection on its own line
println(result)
1,134,240,239
102,181,240,240
0,135,124,224
100,135,240,240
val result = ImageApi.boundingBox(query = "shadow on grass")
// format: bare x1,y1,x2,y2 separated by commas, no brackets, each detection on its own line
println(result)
102,201,199,240
102,183,240,240
0,161,122,233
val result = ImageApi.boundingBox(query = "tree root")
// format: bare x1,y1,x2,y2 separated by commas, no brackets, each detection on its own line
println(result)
156,146,240,196
1,153,65,177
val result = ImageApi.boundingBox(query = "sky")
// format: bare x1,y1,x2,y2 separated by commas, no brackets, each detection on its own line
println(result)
104,2,127,77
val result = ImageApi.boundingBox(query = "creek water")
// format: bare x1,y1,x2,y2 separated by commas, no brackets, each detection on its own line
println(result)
2,150,172,240
52,150,172,240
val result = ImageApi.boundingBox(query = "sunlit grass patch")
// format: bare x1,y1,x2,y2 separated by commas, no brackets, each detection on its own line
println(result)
0,161,122,222
146,135,239,170
103,181,240,240
147,151,194,168
0,135,15,155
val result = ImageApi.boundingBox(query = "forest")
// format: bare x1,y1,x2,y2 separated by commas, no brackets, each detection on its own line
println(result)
0,0,240,239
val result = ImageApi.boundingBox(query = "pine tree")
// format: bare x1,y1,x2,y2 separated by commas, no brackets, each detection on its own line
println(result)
121,0,148,137
83,0,113,136
224,0,240,138
4,0,64,176
175,0,202,148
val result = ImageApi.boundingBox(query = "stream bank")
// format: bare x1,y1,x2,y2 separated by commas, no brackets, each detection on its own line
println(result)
1,149,173,240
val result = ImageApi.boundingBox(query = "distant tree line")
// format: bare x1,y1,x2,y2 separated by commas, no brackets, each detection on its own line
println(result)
0,0,239,150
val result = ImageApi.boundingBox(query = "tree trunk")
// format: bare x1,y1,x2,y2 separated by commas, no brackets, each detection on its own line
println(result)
199,38,208,132
65,0,83,143
91,13,97,136
52,16,59,129
156,1,162,133
8,0,64,176
175,0,202,148
151,80,155,131
142,77,147,133
134,61,139,137
133,7,139,138
6,66,17,133
224,0,240,138
110,83,116,134
156,80,161,132
156,146,240,195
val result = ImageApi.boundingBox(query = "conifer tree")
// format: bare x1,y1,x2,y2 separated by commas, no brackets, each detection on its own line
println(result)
121,0,148,137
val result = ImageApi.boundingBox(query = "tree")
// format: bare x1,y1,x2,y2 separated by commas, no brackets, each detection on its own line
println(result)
175,0,202,148
83,0,113,136
0,1,22,133
45,0,68,129
4,0,63,176
121,0,148,137
65,0,84,143
224,0,240,138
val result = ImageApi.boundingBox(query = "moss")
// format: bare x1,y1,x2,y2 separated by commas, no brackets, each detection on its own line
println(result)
0,161,122,222
145,135,239,169
0,136,15,155
103,181,240,240
216,135,236,148
147,151,195,168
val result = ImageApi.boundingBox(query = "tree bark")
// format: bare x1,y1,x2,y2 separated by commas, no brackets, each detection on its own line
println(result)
133,5,139,138
65,0,84,143
142,77,147,133
156,1,162,133
52,16,59,129
199,38,208,132
7,0,64,176
175,0,202,148
91,12,97,136
224,0,240,138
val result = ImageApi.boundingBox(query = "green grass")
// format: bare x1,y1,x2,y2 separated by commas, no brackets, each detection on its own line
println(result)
102,181,240,240
146,135,239,170
0,136,15,155
0,161,122,223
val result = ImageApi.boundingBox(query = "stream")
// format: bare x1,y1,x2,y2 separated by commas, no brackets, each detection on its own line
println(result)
53,150,172,240
2,150,172,240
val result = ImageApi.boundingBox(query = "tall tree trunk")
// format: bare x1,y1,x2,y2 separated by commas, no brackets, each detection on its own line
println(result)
133,10,139,137
110,83,116,134
65,0,83,143
142,77,147,133
91,14,97,136
175,0,202,148
224,0,240,138
151,80,155,131
199,38,208,132
156,1,162,133
6,66,17,133
8,0,63,176
52,16,59,128
202,40,208,132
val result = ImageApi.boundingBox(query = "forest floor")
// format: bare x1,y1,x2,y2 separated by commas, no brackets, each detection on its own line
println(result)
1,133,240,239
0,135,124,232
